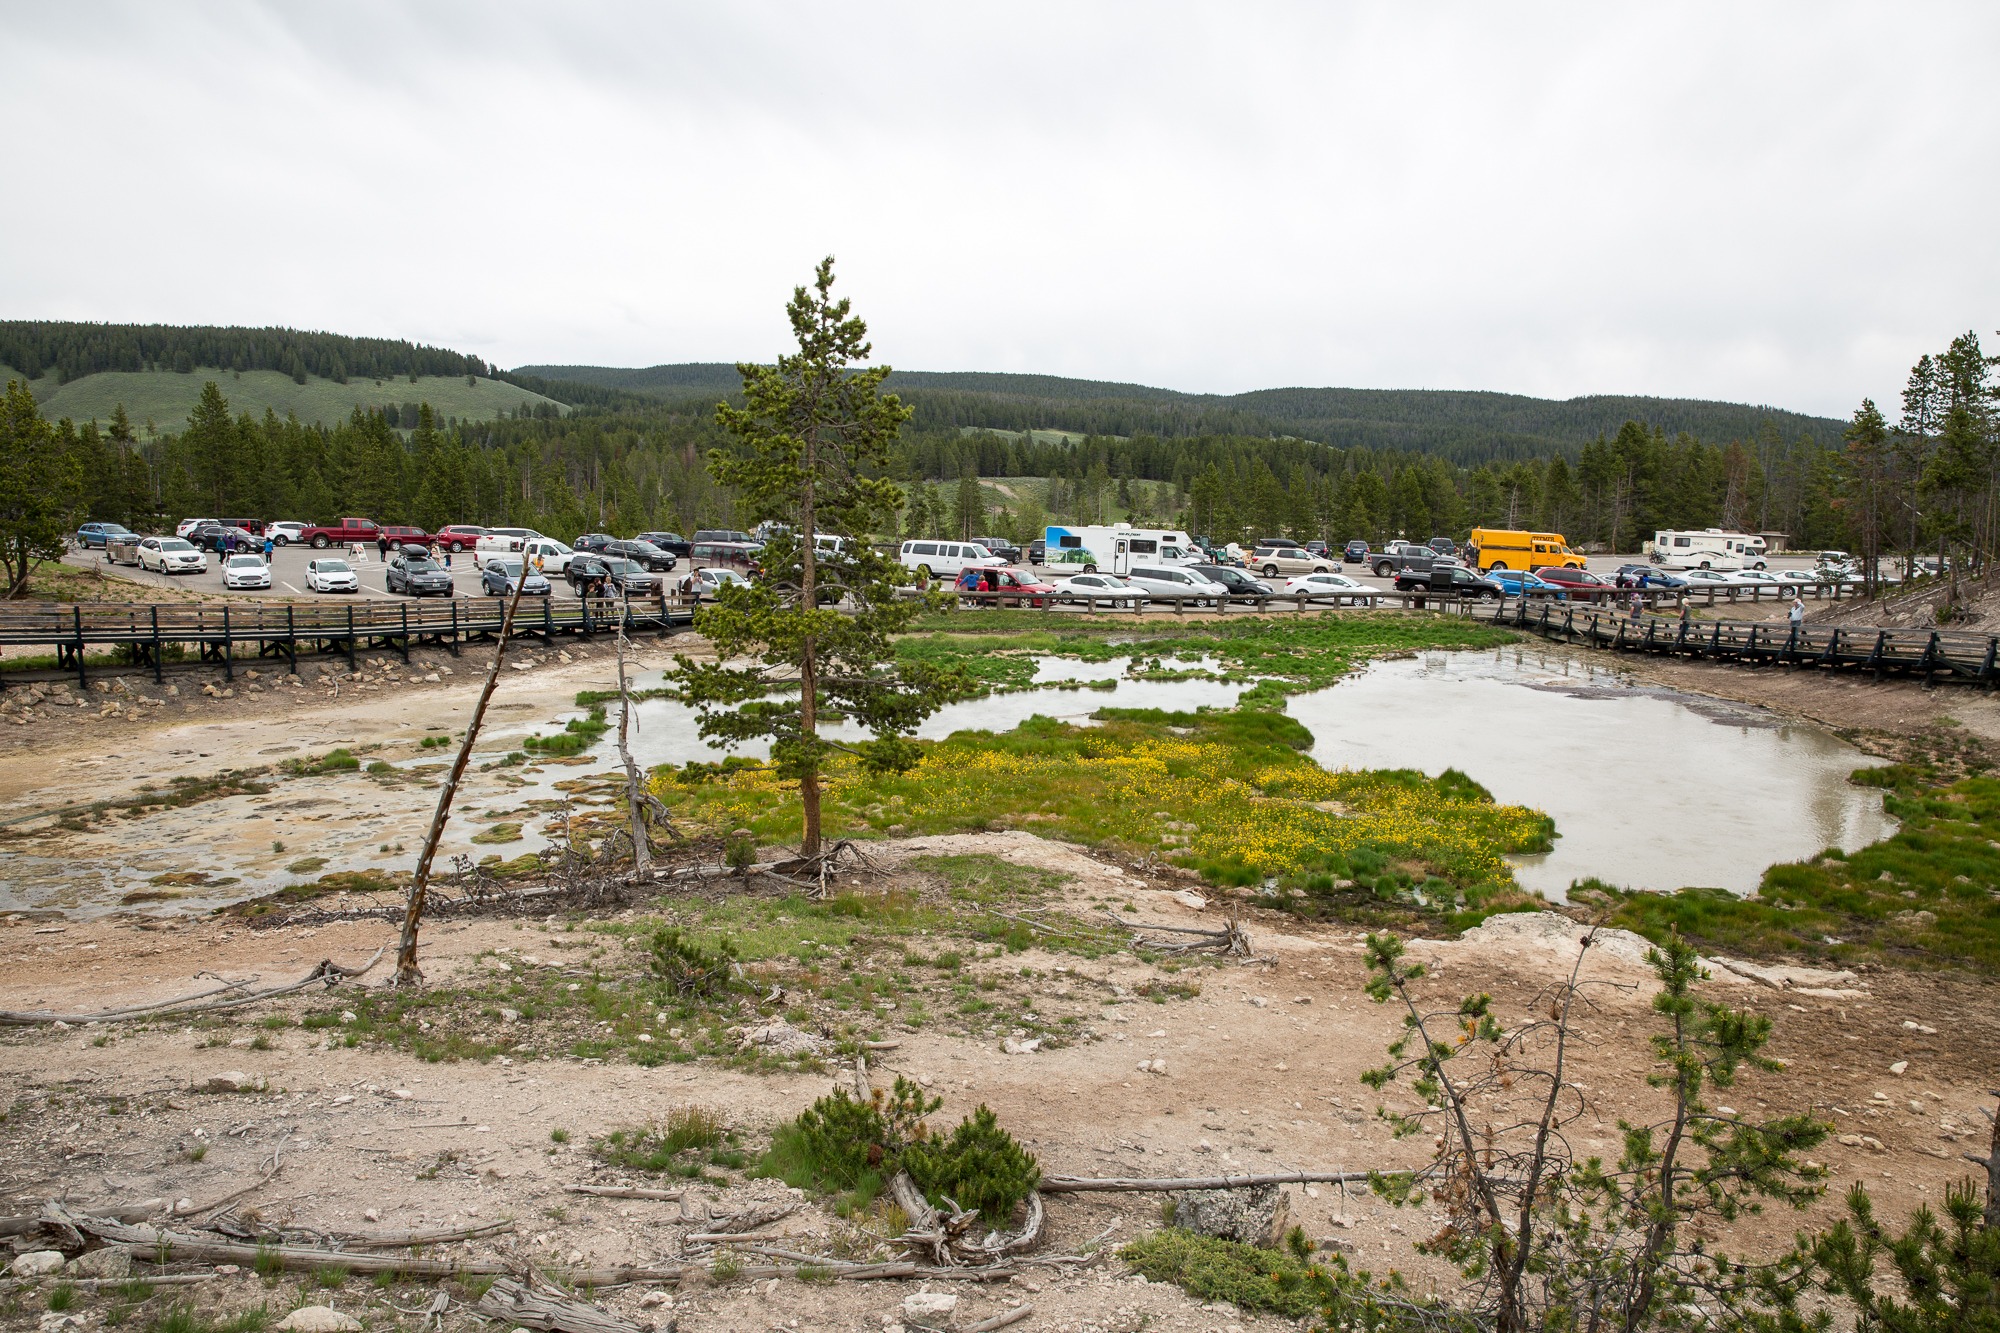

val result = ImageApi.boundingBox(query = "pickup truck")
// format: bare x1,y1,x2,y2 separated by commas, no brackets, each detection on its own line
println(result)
1368,541,1450,579
1393,563,1504,599
300,518,383,549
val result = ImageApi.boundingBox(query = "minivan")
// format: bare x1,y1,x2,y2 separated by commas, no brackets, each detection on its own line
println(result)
900,539,1005,582
1124,565,1229,606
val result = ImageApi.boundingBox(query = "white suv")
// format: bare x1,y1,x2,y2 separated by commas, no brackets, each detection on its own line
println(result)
266,521,307,546
1125,565,1229,606
900,539,1005,582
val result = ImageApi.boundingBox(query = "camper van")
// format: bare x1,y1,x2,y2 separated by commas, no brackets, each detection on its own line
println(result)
1649,529,1765,571
1465,529,1586,572
1043,524,1201,574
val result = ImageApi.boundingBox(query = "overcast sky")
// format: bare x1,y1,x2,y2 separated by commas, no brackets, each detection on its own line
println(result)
5,3,1995,417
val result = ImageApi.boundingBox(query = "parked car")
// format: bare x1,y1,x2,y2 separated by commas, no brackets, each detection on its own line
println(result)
379,524,431,551
175,518,217,538
1057,573,1142,609
298,517,383,549
304,557,359,593
691,567,749,597
956,566,1058,608
1486,567,1565,599
689,540,764,572
188,523,260,554
898,539,1006,582
220,554,272,590
1342,540,1369,564
1615,564,1690,589
479,557,552,598
971,536,1023,564
218,518,267,536
1304,540,1330,556
567,554,658,597
434,524,487,553
1026,539,1047,565
603,538,677,572
1369,541,1450,579
572,533,617,554
1124,565,1230,606
693,528,759,547
1723,570,1802,592
385,551,455,597
1189,564,1273,597
475,527,541,558
1249,546,1333,577
266,521,308,546
636,531,691,557
1533,565,1615,601
1283,571,1370,597
138,537,206,574
76,522,135,549
1426,536,1459,557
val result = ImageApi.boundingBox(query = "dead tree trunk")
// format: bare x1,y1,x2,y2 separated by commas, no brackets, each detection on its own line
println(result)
395,571,530,986
614,614,649,875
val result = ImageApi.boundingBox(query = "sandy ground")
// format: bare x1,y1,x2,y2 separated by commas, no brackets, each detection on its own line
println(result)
2,831,1995,1331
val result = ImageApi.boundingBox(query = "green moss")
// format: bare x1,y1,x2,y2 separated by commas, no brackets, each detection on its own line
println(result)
1119,1228,1323,1318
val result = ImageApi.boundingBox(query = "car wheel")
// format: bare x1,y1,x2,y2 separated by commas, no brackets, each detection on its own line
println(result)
1314,565,1328,573
311,534,330,549
1262,565,1279,577
1375,562,1394,577
1490,560,1508,571
272,536,288,547
1699,561,1711,570
1083,563,1097,574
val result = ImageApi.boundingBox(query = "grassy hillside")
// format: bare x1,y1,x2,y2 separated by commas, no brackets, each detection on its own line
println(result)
2,366,562,435
516,363,1847,464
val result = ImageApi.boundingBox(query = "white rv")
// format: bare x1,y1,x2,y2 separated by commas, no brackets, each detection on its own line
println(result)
1649,529,1765,571
1043,523,1201,574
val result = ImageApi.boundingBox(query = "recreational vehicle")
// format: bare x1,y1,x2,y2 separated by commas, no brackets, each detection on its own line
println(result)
1043,524,1201,574
1649,529,1765,571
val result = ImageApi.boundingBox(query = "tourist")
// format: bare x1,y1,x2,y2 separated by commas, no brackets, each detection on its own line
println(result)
1789,596,1805,630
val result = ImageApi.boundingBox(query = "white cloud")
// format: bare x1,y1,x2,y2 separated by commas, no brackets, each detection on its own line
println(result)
2,1,1994,417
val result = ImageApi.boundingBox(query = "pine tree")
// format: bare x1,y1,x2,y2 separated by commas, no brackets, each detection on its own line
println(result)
680,258,965,859
0,380,85,596
183,381,237,514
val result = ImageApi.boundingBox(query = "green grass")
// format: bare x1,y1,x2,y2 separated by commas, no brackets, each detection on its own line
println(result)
593,1108,743,1176
18,366,561,434
523,706,611,756
1120,1229,1324,1318
283,748,360,776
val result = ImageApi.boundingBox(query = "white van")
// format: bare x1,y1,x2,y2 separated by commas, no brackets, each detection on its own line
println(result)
900,539,1005,582
1124,565,1229,606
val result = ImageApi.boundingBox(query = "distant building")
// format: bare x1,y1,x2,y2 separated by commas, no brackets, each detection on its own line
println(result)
1755,531,1791,553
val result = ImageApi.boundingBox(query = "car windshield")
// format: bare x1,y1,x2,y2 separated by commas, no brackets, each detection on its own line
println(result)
490,559,525,576
602,559,640,575
403,558,439,572
227,556,262,567
708,570,746,584
161,539,193,551
317,560,351,573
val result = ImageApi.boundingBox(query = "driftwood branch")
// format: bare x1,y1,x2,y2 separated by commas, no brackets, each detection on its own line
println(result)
0,952,382,1026
1040,1168,1377,1192
563,1185,683,1201
476,1276,643,1333
967,1306,1035,1332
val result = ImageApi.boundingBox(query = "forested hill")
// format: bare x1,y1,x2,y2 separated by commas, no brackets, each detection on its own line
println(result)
516,362,1848,463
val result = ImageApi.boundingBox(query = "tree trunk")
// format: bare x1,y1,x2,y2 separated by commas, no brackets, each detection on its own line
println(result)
798,417,821,858
613,618,649,875
394,571,530,985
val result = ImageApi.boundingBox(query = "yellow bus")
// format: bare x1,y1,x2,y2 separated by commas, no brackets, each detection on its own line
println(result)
1467,529,1586,571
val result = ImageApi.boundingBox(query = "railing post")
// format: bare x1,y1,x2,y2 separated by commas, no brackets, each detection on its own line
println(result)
448,600,460,656
345,606,357,669
220,605,233,679
398,603,410,663
285,604,297,675
72,606,87,688
150,605,163,684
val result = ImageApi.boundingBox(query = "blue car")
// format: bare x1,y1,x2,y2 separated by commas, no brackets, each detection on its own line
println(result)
1487,567,1567,600
77,522,135,549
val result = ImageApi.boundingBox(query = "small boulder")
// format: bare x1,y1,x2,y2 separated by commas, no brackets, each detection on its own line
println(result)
275,1308,363,1333
1001,1037,1041,1055
200,1070,266,1093
9,1251,65,1277
69,1245,133,1278
903,1292,959,1322
1170,1182,1292,1248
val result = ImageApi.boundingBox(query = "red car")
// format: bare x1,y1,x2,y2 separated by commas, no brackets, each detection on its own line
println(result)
957,566,1058,608
1534,565,1615,601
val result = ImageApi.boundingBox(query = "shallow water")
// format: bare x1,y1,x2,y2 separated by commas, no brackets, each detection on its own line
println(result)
1283,647,1894,897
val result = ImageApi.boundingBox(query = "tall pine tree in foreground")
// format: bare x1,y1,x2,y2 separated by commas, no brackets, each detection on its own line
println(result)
674,258,966,858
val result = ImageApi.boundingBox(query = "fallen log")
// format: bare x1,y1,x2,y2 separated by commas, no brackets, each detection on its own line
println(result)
73,1215,513,1279
967,1306,1035,1332
0,951,383,1025
330,1219,516,1248
1040,1169,1376,1192
475,1276,644,1333
563,1185,683,1201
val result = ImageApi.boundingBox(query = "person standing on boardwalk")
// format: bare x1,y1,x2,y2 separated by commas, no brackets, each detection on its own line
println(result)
1789,596,1805,630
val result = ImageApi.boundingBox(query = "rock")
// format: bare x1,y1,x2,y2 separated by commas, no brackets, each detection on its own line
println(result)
499,1008,522,1023
738,1020,825,1055
639,1290,673,1308
9,1250,65,1277
1171,890,1207,909
275,1308,363,1333
1001,1036,1041,1055
1903,1020,1938,1034
201,1070,266,1093
1706,955,1866,995
1170,1182,1291,1247
903,1292,959,1322
1137,1058,1167,1076
1891,1061,1909,1075
69,1245,132,1278
1248,996,1267,1008
41,1314,87,1333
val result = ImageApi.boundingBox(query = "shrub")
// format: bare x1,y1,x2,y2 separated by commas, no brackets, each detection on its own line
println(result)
1119,1228,1322,1318
904,1104,1040,1225
647,927,739,998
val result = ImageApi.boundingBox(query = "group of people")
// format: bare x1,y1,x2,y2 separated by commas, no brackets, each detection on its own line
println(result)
1624,588,1807,629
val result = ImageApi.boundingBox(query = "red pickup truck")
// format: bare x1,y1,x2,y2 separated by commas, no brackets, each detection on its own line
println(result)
300,518,433,550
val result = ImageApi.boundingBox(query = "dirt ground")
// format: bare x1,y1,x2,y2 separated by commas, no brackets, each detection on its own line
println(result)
2,624,1997,1331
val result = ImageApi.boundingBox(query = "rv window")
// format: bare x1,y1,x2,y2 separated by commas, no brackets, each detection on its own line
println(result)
1674,537,1690,547
1058,535,1083,549
1130,539,1158,554
912,542,938,556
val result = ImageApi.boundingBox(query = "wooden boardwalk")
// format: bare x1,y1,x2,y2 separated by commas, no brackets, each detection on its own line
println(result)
1491,599,2000,685
0,596,696,688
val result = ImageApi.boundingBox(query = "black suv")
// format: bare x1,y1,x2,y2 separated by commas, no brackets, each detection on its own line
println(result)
971,536,1022,563
636,531,691,557
572,533,617,553
1190,564,1273,597
386,551,455,597
567,554,658,597
603,538,677,572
